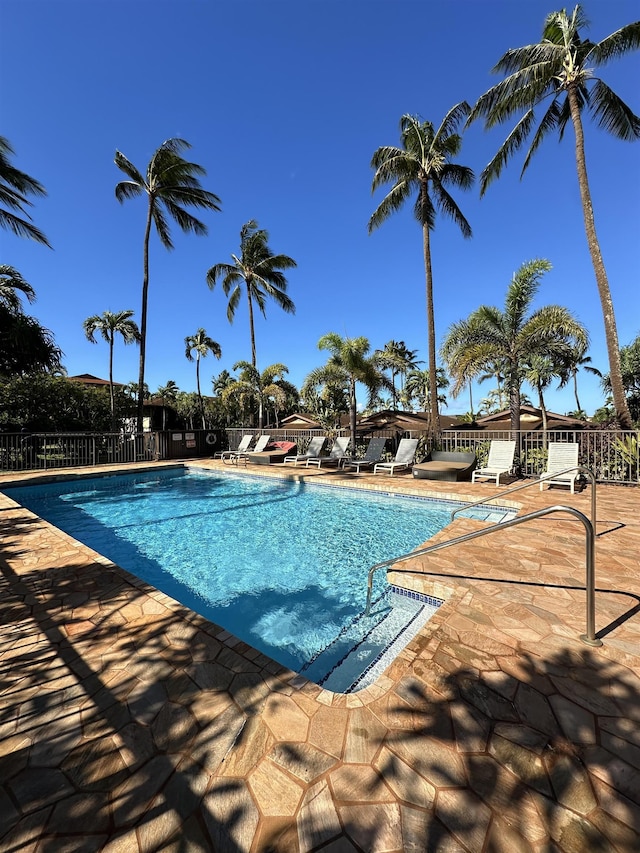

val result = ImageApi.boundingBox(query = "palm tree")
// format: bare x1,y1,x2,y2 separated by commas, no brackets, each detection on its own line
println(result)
0,309,62,376
114,138,221,432
206,220,296,369
83,310,141,430
184,329,222,428
156,380,179,430
224,361,289,430
441,259,589,437
468,6,639,429
303,333,391,451
375,340,420,409
404,367,449,414
0,265,37,313
369,107,474,437
558,346,602,417
524,354,558,435
0,136,51,246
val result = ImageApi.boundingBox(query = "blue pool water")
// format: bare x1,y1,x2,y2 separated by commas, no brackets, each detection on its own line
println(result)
6,467,510,691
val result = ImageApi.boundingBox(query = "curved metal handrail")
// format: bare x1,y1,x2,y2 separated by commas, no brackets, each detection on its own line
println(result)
365,503,602,647
450,465,597,530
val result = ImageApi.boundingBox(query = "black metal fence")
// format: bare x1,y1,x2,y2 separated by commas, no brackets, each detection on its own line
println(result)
1,427,637,484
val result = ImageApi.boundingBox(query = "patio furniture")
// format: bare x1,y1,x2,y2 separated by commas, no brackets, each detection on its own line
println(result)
341,437,387,473
471,440,516,485
215,434,253,461
539,442,579,493
412,450,477,482
283,436,326,465
247,441,297,465
373,438,418,476
305,436,350,468
226,434,271,465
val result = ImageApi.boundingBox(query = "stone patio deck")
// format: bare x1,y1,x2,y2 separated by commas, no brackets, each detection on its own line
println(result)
0,460,638,852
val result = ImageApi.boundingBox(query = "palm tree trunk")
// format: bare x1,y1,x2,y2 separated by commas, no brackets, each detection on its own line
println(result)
349,378,357,452
468,380,473,419
422,222,440,438
537,380,549,445
568,85,631,429
573,371,582,415
196,356,205,429
509,362,521,473
108,334,116,432
137,202,153,433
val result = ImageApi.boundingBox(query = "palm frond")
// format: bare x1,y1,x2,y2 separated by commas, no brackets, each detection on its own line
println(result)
589,79,640,140
162,198,208,236
114,151,145,185
114,180,144,203
433,102,471,144
0,209,51,246
521,97,562,175
588,21,640,66
430,179,472,238
368,181,413,232
151,203,173,249
479,109,536,195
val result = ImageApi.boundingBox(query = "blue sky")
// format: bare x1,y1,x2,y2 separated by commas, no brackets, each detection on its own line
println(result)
3,0,639,417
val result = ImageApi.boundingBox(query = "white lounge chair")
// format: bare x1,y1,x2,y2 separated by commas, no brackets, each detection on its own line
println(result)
216,434,253,461
228,434,271,464
305,436,350,468
471,440,516,485
284,436,326,465
373,438,418,476
539,442,579,493
341,437,387,472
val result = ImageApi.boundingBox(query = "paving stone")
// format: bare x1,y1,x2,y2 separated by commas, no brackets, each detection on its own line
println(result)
488,734,553,798
247,758,305,816
339,802,403,853
375,746,436,809
269,740,337,783
514,682,560,737
190,703,247,775
263,692,310,742
297,780,343,851
435,788,492,852
203,776,261,849
387,732,466,788
329,764,394,803
546,751,597,815
7,766,75,814
548,693,597,744
110,755,176,829
308,704,348,757
343,707,387,764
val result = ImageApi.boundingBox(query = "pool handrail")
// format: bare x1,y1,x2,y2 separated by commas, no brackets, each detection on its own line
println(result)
364,503,602,647
449,465,597,530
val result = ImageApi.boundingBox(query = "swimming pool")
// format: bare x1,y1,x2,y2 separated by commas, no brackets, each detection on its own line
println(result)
6,467,512,692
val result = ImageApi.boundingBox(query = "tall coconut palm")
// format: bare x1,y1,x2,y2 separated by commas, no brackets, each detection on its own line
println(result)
441,259,589,437
524,354,558,435
156,380,179,430
206,220,296,369
0,265,37,313
375,340,420,409
404,367,449,414
369,107,474,437
468,6,639,428
557,346,602,417
303,333,391,451
223,361,289,430
0,136,51,246
184,328,222,428
115,138,221,432
83,310,141,430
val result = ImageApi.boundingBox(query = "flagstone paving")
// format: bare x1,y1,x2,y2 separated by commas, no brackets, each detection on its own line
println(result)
0,459,638,852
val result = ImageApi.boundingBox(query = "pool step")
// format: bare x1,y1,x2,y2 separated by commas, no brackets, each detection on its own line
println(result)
301,587,442,694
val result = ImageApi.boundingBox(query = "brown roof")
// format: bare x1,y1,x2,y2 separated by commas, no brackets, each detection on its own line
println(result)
68,373,124,387
444,405,586,431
